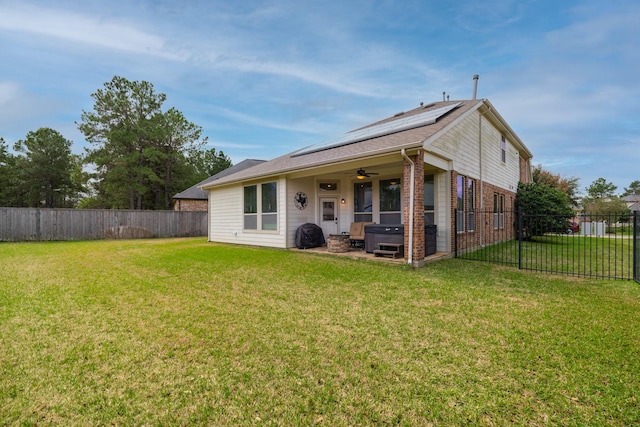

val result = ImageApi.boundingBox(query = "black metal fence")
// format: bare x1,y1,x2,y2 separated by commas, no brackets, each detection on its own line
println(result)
456,209,639,283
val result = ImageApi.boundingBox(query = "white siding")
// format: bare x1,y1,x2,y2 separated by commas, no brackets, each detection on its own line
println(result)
287,177,349,247
208,178,287,248
434,170,451,253
430,110,520,192
478,118,520,193
431,113,481,179
286,178,317,247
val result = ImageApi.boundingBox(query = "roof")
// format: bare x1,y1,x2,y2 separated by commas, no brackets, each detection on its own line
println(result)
202,98,532,189
173,159,266,200
623,195,640,203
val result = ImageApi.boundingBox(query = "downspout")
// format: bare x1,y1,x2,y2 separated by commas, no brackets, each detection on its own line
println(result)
401,149,414,266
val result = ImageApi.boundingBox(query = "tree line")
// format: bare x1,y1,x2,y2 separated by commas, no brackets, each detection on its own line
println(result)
516,165,639,238
0,76,231,210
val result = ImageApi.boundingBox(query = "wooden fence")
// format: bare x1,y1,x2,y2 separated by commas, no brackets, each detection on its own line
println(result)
0,208,208,241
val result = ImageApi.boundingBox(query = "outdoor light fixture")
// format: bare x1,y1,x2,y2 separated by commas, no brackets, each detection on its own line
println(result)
341,198,346,204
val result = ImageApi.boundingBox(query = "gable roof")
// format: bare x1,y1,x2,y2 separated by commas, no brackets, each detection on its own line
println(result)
202,98,531,189
173,159,266,200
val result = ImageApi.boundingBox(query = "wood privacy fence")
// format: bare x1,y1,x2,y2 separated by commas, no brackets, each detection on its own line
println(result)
0,208,208,241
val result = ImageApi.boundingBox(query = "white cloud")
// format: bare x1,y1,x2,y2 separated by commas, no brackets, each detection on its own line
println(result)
0,2,184,60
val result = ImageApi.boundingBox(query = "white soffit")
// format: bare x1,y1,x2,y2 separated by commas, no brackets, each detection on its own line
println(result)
292,102,462,157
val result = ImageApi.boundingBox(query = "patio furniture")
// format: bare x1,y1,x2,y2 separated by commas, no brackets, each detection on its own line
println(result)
349,221,374,248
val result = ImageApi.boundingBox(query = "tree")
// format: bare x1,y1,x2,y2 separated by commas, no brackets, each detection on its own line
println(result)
78,76,210,210
79,76,165,209
622,180,640,196
12,128,78,208
532,164,580,207
515,182,574,240
149,107,208,209
585,177,617,200
0,137,19,206
583,197,630,222
581,177,629,221
186,147,232,183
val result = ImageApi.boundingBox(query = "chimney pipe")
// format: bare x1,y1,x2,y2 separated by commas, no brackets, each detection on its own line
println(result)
472,74,479,100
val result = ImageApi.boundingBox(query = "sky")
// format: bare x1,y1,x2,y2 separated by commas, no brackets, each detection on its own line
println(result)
0,0,638,195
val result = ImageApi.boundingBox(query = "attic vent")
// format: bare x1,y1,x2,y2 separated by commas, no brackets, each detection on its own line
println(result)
422,102,435,109
393,111,404,117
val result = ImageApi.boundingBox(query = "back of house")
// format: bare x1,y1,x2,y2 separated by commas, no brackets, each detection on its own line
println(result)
202,98,533,267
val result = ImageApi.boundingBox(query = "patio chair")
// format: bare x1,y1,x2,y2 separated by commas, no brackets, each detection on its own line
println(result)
349,221,374,248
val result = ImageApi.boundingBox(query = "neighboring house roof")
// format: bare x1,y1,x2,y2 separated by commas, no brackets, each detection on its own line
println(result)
623,195,640,203
202,98,532,189
173,159,266,200
622,195,640,212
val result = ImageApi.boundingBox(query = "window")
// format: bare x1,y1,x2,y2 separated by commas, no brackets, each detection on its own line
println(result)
261,182,277,230
493,193,505,229
244,185,257,230
456,175,465,233
467,179,475,232
354,182,372,222
501,135,506,163
319,182,338,191
243,182,278,231
379,178,401,224
424,174,434,225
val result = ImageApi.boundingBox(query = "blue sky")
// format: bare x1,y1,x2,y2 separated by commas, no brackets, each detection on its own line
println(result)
0,0,638,194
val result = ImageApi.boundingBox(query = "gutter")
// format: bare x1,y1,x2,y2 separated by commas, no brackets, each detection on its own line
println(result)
401,148,414,266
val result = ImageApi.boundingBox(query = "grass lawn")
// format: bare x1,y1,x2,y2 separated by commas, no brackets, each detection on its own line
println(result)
461,235,636,280
1,238,639,425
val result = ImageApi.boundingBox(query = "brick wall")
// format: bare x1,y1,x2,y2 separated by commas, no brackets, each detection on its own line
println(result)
173,199,208,212
403,150,425,266
450,171,517,252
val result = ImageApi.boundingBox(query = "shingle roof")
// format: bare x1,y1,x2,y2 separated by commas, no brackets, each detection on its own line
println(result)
202,98,530,189
173,159,266,200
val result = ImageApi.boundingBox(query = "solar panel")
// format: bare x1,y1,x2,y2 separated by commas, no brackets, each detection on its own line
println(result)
292,102,461,157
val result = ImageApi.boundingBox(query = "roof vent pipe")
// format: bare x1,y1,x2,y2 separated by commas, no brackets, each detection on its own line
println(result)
472,74,479,100
442,91,446,102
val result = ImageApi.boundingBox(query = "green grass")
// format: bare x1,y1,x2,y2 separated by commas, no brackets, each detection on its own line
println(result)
462,235,636,279
1,238,639,425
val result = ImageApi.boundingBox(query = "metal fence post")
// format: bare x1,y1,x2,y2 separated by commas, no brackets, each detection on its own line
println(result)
518,208,523,270
633,211,640,283
454,208,458,258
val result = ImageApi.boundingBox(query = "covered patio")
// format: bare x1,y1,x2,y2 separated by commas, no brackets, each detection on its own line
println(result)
291,244,450,265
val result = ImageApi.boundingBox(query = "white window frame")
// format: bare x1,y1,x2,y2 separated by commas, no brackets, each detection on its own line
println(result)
243,182,278,231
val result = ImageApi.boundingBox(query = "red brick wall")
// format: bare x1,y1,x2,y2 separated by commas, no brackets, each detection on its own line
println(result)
403,150,425,265
450,171,517,252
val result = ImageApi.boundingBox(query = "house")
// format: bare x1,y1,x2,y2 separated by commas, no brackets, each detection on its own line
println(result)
201,98,533,267
623,195,640,213
173,159,266,211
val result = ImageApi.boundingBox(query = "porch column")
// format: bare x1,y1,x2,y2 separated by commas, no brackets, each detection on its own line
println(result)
403,149,425,267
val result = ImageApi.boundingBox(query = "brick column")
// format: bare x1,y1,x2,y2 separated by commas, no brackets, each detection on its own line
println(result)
403,150,425,267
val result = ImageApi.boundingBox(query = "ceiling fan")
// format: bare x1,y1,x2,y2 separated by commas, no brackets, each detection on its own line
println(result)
354,168,379,180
